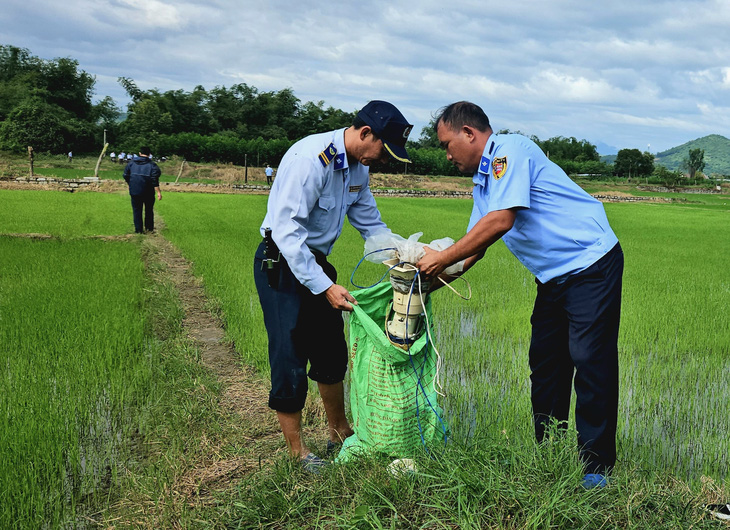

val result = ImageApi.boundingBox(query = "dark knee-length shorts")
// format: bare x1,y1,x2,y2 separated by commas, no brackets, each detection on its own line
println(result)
253,241,348,413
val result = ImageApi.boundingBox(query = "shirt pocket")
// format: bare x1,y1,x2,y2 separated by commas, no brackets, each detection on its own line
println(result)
312,195,336,230
346,189,360,207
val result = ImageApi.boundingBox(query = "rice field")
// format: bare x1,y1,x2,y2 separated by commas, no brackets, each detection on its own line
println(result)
0,191,159,527
1,186,727,526
159,192,730,482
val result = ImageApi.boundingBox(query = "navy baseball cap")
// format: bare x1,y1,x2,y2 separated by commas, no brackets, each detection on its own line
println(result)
357,101,413,163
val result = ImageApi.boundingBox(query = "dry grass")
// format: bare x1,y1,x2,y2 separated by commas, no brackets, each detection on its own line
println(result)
370,172,472,192
175,162,265,184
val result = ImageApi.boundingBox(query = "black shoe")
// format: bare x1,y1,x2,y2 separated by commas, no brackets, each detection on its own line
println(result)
325,440,341,457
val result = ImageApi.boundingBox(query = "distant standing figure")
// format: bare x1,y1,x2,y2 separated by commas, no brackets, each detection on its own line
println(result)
126,153,133,163
119,152,126,165
110,152,116,164
265,164,274,186
68,151,73,163
123,146,162,234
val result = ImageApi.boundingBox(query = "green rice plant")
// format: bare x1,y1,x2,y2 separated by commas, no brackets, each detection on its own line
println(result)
0,189,133,236
0,237,151,527
608,202,730,480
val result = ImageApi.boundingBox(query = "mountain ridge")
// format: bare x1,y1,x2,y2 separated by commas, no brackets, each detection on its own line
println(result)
654,134,730,175
599,135,730,175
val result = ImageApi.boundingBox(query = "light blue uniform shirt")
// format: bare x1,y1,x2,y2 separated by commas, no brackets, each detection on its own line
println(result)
467,134,618,283
260,128,387,295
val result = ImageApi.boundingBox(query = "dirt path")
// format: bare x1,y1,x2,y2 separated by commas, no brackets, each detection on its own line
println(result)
145,224,286,504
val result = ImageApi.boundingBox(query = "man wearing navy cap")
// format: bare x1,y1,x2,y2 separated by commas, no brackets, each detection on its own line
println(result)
253,100,413,472
123,146,162,233
417,101,623,489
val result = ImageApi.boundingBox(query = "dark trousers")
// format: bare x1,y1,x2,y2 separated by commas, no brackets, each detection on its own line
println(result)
529,243,623,475
130,193,155,233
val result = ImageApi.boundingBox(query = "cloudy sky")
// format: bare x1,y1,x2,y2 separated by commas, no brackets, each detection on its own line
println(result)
3,0,729,153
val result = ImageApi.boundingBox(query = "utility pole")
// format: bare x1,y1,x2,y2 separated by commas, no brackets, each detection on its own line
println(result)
103,129,107,146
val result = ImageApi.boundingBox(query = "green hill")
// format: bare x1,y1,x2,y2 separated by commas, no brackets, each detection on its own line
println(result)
655,134,730,176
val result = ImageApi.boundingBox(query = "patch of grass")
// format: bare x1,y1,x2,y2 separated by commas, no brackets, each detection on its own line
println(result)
93,236,228,527
2,187,728,528
230,430,722,529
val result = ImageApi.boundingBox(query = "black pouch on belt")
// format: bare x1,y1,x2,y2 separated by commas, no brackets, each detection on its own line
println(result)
262,228,281,289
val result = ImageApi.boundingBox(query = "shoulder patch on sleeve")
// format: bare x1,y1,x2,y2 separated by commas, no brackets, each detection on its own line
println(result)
492,156,507,180
318,143,337,167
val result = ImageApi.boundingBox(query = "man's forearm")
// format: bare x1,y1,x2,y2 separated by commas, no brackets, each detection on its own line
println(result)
442,209,516,265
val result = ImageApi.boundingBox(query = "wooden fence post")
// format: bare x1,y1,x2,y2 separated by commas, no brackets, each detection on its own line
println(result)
94,143,109,178
28,146,33,178
27,146,34,178
175,159,186,183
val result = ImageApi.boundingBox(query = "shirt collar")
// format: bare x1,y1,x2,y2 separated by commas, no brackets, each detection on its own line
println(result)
473,138,495,186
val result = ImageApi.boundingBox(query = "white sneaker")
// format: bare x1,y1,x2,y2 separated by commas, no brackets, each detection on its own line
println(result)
705,504,730,521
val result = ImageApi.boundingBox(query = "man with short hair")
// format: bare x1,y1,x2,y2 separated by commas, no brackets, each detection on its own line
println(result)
254,100,413,472
417,101,623,489
123,146,162,233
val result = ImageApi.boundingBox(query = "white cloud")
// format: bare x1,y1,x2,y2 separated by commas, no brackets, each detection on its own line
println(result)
1,0,730,151
115,0,186,29
524,70,619,103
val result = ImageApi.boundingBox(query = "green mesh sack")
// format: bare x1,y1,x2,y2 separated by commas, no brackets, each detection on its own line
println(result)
337,282,449,462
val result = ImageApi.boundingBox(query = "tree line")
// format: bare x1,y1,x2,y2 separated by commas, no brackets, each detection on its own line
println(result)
0,44,709,183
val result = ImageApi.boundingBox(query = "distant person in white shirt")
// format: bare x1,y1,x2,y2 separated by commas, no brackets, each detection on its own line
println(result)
265,164,275,186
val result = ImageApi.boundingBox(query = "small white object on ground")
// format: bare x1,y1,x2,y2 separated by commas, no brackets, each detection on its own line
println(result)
387,458,417,477
705,503,730,521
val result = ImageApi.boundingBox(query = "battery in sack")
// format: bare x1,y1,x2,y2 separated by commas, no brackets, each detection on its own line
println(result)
383,258,430,348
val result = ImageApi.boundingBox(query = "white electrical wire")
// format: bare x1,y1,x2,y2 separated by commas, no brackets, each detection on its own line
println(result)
436,274,473,300
414,273,445,396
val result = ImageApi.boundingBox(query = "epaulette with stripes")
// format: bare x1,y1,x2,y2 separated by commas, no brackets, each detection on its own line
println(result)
318,143,337,167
